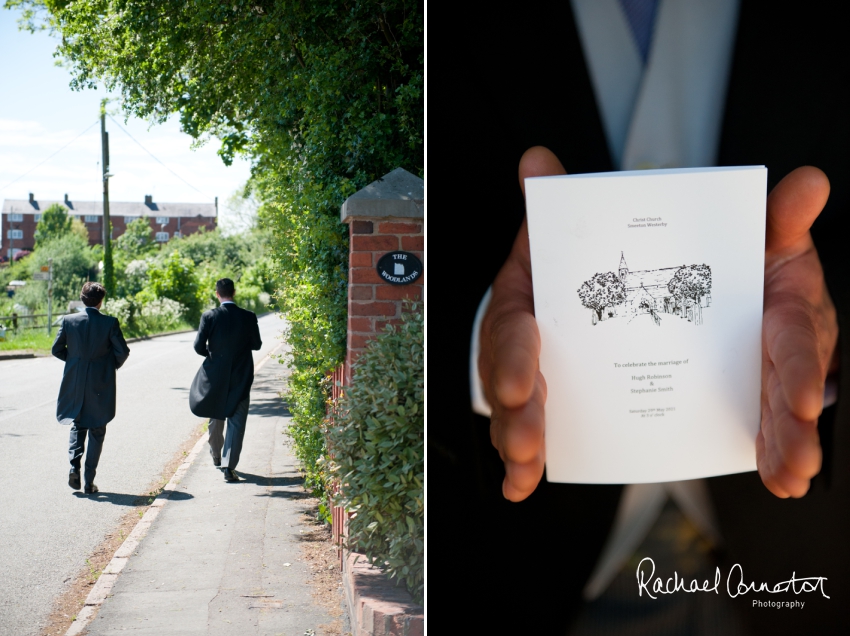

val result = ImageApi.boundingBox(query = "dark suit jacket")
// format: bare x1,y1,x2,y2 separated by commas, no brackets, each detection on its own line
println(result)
52,307,130,428
189,302,262,419
432,3,850,634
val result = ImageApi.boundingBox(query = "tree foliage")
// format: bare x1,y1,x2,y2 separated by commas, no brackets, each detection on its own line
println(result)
137,250,202,322
114,216,154,260
33,203,71,247
16,233,97,310
577,272,627,317
8,0,423,506
668,264,712,301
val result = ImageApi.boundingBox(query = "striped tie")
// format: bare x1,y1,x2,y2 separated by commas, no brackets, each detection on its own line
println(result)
618,0,659,64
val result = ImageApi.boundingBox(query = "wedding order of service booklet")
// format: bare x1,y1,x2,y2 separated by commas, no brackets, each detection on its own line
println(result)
525,167,767,484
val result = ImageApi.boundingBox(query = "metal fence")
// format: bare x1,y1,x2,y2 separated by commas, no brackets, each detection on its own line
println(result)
0,312,70,331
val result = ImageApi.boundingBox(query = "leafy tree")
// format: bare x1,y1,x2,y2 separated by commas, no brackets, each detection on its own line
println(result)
33,203,72,247
17,233,97,311
114,216,154,260
69,217,90,243
137,251,201,322
577,272,627,323
668,264,712,303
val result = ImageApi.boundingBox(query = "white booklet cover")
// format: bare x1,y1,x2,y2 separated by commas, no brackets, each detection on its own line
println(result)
525,167,767,484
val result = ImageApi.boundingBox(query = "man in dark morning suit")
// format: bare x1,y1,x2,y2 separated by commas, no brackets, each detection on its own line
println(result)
189,278,262,483
431,3,850,634
52,282,131,495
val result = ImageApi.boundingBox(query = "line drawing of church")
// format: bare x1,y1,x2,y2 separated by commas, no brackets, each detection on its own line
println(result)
577,253,712,326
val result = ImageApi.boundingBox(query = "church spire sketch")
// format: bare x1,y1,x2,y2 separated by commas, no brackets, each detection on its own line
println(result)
577,254,712,326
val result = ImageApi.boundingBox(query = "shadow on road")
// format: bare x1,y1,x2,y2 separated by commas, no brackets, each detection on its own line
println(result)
237,472,303,487
71,490,195,505
232,472,312,499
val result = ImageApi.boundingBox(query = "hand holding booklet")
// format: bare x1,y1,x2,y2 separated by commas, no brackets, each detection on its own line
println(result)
524,167,767,484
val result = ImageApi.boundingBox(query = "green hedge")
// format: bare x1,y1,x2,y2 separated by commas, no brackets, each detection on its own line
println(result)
327,303,424,602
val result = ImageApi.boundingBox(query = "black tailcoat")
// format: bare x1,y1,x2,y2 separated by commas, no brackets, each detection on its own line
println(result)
52,307,130,428
189,303,262,419
431,3,850,633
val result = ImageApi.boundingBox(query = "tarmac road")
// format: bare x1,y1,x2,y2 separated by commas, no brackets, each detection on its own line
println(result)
0,312,286,636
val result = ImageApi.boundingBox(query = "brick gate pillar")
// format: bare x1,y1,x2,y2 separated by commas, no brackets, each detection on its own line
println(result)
340,167,424,384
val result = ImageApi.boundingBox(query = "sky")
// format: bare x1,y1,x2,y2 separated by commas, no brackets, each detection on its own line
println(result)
0,9,254,232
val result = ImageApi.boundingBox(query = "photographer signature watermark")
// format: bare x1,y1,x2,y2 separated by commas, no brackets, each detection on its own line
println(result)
636,557,828,608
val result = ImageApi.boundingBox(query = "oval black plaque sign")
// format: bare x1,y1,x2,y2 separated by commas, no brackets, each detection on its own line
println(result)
376,251,423,285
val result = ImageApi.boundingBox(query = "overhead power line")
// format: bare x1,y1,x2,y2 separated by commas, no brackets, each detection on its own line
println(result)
0,119,100,195
107,115,214,201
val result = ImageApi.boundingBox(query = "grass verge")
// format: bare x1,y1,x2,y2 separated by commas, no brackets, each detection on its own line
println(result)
0,321,195,354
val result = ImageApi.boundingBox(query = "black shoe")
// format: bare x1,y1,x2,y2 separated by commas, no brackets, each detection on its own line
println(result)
84,484,99,494
210,447,221,468
223,469,240,483
69,470,81,490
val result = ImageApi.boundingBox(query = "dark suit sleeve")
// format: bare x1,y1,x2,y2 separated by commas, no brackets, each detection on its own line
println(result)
194,312,210,357
51,319,68,361
251,313,262,351
110,318,131,369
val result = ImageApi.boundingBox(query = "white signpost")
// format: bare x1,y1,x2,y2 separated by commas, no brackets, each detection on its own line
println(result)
33,262,54,335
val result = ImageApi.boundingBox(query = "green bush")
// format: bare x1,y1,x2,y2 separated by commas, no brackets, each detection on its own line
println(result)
33,203,72,247
327,304,423,602
102,296,189,337
15,234,97,312
137,250,202,323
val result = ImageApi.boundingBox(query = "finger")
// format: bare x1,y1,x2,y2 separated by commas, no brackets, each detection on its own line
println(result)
491,372,546,502
518,146,566,197
500,371,547,464
758,420,817,498
763,294,824,421
764,368,822,480
756,430,791,498
503,448,545,502
489,304,540,409
766,167,829,256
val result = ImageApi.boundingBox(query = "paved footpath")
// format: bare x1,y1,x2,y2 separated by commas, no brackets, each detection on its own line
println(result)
83,342,341,636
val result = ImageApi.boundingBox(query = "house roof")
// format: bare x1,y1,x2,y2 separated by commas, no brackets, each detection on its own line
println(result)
1,198,216,218
624,267,680,294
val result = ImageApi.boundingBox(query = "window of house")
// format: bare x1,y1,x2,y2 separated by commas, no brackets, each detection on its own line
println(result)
172,231,182,239
155,231,169,242
34,215,41,222
124,216,139,223
85,215,98,223
8,213,23,222
7,229,23,239
156,216,170,225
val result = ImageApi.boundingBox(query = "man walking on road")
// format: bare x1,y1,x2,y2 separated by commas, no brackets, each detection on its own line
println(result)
190,278,262,482
52,282,131,494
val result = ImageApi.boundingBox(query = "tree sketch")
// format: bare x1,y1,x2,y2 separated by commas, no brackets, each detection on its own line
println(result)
577,253,712,326
577,271,627,325
667,264,712,326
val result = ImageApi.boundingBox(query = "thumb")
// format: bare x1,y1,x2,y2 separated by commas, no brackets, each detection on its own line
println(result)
766,167,829,256
519,146,567,197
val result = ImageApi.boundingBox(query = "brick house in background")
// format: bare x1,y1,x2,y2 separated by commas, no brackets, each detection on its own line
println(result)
1,193,217,259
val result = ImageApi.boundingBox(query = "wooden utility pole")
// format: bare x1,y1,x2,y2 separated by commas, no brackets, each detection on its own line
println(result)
47,258,53,337
100,100,115,297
